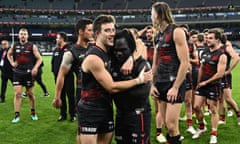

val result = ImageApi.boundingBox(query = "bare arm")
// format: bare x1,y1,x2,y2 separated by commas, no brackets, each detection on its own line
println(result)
82,55,151,94
190,44,199,65
134,39,147,60
225,41,240,74
52,52,73,108
32,45,42,76
137,26,148,37
55,52,73,98
166,28,189,102
138,39,147,60
150,39,160,98
172,27,189,89
151,41,158,85
7,46,15,67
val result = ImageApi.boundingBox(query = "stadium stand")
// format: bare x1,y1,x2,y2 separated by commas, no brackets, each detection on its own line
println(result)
0,0,240,53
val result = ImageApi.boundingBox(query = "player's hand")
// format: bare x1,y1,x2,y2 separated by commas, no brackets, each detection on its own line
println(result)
150,85,159,100
225,70,230,75
167,86,179,103
120,56,133,75
12,62,18,68
52,98,62,109
31,68,38,76
197,81,207,88
136,67,152,84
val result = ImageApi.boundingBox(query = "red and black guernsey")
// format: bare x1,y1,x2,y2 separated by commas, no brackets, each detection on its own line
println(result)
81,45,111,101
200,48,225,82
13,42,35,71
70,44,89,89
154,24,179,82
112,56,151,112
144,39,154,65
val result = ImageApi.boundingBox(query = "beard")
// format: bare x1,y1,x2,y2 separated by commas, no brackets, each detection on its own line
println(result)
20,39,26,43
208,43,214,49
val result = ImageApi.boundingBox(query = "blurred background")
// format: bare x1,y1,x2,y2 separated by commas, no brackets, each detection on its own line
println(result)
0,0,240,53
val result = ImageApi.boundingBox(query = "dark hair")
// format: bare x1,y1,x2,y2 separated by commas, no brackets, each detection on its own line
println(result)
220,34,227,44
197,33,204,42
189,29,199,36
208,28,222,40
75,18,93,35
57,32,68,42
93,14,115,33
203,28,209,33
109,29,136,56
179,24,189,31
114,29,136,54
212,28,227,44
19,28,28,33
146,26,153,30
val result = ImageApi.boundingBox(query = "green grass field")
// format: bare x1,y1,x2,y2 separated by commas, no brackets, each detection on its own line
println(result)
0,56,239,144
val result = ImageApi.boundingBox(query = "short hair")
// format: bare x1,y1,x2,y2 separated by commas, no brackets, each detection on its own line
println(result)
220,34,227,44
114,29,136,54
213,28,227,44
189,29,199,36
93,14,115,33
197,33,204,42
179,24,189,31
75,18,93,34
146,26,153,30
57,32,68,42
208,28,222,40
19,28,28,33
203,28,209,33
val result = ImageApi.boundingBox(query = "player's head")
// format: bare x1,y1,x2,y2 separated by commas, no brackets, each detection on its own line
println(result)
56,32,68,46
1,39,9,49
151,2,175,29
75,18,93,34
111,29,136,64
93,15,116,48
145,26,154,41
75,18,93,42
18,28,29,44
207,28,222,48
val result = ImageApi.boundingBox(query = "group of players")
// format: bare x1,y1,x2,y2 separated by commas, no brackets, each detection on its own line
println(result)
1,1,240,144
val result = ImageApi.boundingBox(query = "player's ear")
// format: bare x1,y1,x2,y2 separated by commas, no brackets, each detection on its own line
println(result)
95,31,100,37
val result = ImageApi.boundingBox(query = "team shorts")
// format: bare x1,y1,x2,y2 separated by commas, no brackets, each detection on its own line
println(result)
221,74,232,89
77,99,114,135
115,109,151,144
192,68,199,89
155,81,186,103
195,83,221,101
12,69,34,87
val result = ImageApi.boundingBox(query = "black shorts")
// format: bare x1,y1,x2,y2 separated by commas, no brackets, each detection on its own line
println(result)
221,74,232,89
77,99,114,135
185,72,193,91
12,69,34,87
155,81,186,103
115,109,151,144
192,68,199,89
195,83,221,101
